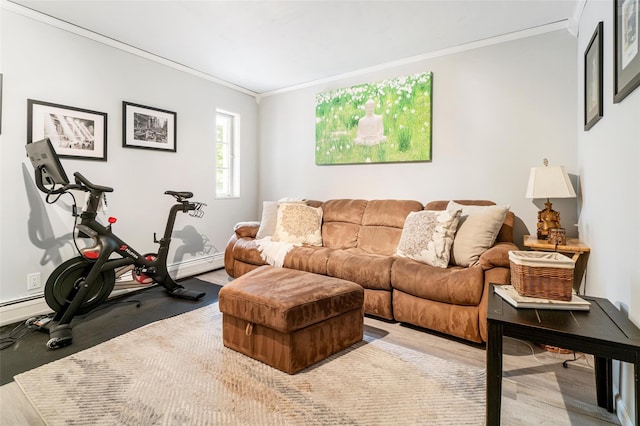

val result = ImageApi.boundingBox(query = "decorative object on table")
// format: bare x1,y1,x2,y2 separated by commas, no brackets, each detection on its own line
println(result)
547,228,567,246
27,99,107,161
122,101,176,152
522,235,591,294
614,0,640,103
584,21,603,130
494,285,590,311
315,71,432,165
525,158,576,240
509,251,575,301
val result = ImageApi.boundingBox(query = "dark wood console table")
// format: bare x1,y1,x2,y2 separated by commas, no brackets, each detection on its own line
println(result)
486,284,640,425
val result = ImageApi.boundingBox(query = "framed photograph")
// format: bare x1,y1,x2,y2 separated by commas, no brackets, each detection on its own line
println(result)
123,102,176,152
315,71,432,165
614,0,640,103
27,99,107,161
585,22,604,131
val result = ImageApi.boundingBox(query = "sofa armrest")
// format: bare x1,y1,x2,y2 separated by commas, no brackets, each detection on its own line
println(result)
478,242,518,270
234,221,260,239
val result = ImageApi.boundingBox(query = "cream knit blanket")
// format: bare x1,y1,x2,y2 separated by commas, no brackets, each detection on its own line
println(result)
255,236,297,267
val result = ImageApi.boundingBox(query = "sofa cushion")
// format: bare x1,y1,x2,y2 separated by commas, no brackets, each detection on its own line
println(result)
321,199,367,249
327,248,394,291
357,200,424,255
447,201,509,267
322,199,368,223
395,209,461,268
283,246,334,275
272,203,323,246
361,199,424,228
391,257,485,305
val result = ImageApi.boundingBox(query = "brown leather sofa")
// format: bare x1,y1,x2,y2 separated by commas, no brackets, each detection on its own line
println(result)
224,199,518,343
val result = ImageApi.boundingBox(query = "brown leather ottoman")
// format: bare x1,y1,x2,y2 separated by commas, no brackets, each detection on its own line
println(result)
219,265,364,374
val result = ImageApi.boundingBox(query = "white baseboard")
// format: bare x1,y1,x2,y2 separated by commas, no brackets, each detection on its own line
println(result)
0,298,53,328
169,253,224,280
0,253,225,327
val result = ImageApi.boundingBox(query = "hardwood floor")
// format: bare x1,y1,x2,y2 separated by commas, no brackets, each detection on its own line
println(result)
0,269,621,425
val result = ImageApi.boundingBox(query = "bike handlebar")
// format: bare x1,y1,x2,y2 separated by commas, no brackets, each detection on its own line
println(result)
73,172,114,193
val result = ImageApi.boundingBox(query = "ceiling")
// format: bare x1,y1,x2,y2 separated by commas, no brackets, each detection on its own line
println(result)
9,0,581,95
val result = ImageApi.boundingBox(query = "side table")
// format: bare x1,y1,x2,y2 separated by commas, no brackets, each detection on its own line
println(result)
523,235,590,294
486,283,640,426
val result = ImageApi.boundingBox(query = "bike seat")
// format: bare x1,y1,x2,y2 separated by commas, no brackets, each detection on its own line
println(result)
165,191,193,200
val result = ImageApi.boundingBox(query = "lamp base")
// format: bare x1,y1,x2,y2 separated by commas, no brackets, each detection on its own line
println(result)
536,200,561,240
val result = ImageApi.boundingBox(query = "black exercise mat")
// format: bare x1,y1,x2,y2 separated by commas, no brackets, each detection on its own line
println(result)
0,278,221,385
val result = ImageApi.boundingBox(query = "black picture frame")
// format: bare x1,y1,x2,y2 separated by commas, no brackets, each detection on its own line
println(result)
123,101,177,152
585,22,604,131
614,0,640,103
27,99,108,161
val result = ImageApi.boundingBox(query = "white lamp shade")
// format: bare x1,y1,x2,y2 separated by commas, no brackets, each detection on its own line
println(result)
525,165,576,199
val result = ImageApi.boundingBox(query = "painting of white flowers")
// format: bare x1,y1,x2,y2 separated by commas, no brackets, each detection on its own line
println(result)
315,71,432,165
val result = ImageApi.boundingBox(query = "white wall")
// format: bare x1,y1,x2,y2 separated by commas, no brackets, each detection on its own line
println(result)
259,30,579,245
0,9,259,304
577,1,639,424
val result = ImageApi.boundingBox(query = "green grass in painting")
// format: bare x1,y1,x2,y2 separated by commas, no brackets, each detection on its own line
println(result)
315,72,432,165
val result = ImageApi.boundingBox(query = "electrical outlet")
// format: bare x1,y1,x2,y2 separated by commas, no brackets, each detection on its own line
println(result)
27,272,41,290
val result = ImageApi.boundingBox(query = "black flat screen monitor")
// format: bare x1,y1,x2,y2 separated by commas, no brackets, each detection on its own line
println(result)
25,138,70,187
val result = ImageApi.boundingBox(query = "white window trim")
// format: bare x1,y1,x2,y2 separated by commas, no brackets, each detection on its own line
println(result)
216,109,240,199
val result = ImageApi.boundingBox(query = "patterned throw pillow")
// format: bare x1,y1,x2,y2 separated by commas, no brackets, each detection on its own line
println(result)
256,198,306,239
395,209,461,268
272,203,323,246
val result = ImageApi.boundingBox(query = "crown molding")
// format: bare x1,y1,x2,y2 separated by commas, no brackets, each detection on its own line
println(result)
260,20,570,98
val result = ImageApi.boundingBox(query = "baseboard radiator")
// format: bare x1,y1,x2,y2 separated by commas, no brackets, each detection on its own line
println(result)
0,253,224,327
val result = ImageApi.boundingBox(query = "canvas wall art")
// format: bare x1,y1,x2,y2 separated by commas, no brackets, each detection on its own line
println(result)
315,71,433,165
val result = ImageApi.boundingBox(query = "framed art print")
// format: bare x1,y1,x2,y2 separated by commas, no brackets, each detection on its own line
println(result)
123,102,176,152
614,0,640,103
27,99,107,161
585,22,604,131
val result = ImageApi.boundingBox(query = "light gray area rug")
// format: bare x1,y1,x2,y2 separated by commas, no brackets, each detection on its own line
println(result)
14,304,486,425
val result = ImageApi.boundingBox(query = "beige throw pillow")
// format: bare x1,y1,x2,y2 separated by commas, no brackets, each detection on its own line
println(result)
256,201,278,239
447,201,509,267
272,203,323,246
395,209,461,268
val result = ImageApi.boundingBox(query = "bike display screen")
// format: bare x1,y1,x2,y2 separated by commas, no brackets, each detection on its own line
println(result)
26,138,70,187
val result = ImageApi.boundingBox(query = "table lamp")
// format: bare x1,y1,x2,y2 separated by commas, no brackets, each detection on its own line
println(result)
525,159,576,240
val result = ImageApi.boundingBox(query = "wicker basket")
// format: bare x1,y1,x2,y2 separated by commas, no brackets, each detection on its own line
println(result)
509,251,575,301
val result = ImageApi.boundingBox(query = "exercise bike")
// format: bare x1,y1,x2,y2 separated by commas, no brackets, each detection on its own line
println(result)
26,138,206,349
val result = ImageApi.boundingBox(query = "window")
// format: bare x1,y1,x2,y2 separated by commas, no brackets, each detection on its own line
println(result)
216,110,239,198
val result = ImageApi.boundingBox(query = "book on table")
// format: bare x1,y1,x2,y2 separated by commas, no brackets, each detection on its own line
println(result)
494,285,591,311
